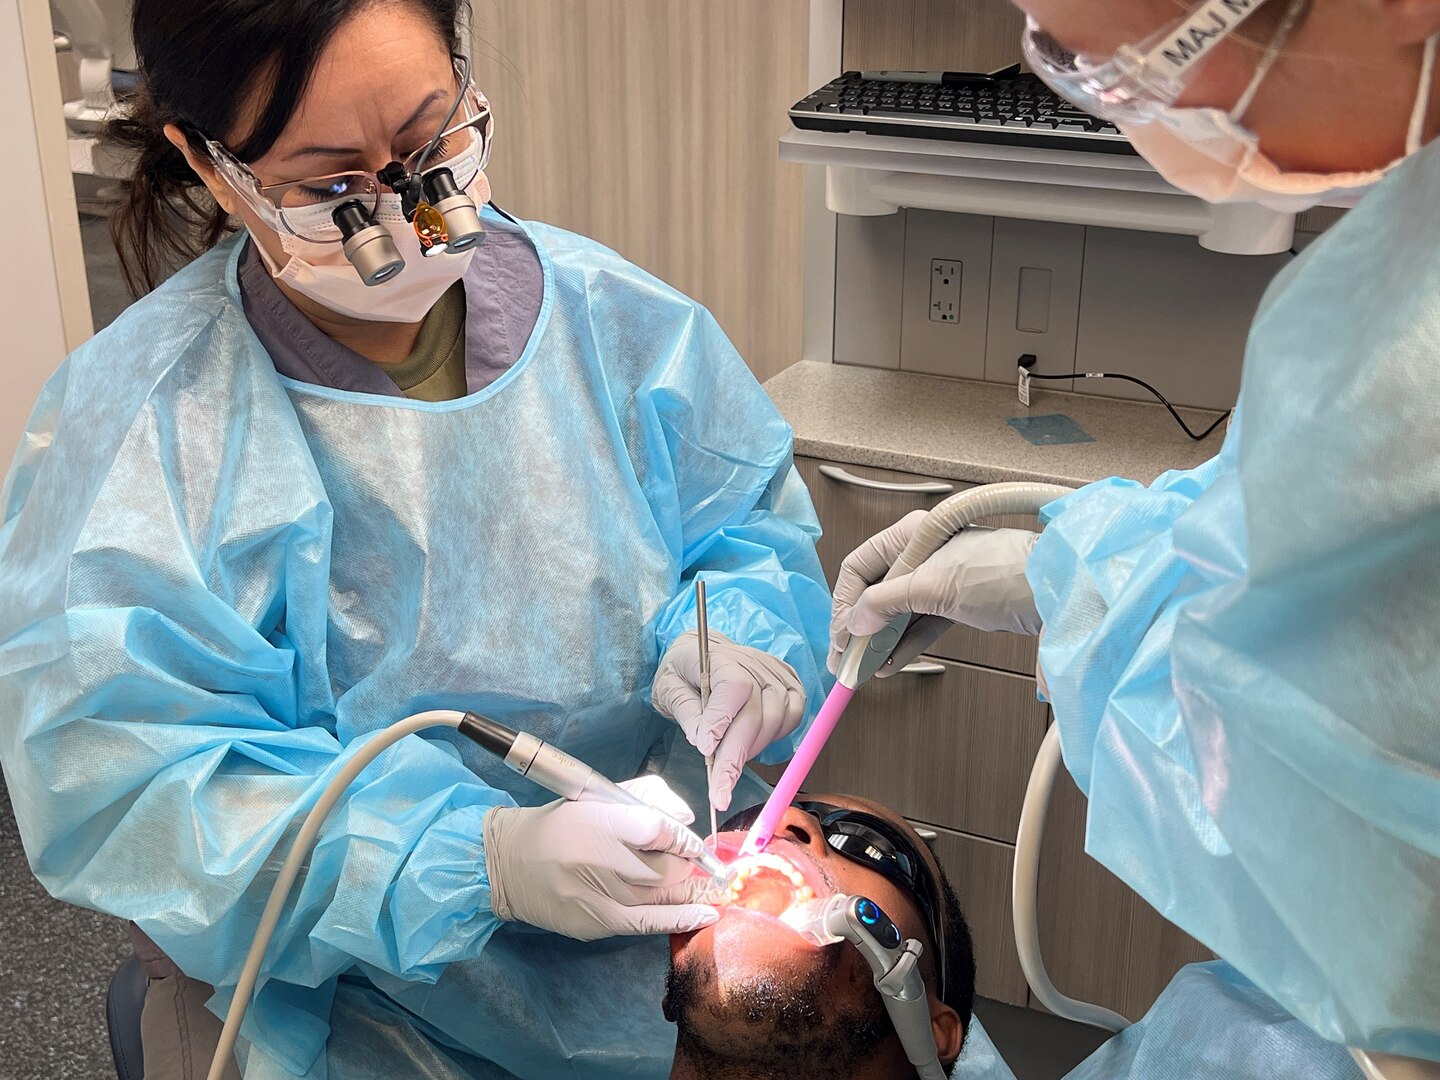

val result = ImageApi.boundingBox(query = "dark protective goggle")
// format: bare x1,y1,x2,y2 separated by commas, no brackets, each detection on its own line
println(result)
720,799,947,995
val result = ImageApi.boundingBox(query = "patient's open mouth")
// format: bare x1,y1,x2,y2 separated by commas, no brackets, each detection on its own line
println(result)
715,852,816,918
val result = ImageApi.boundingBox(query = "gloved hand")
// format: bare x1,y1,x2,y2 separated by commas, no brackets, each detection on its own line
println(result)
829,512,1041,677
483,775,719,941
651,631,806,812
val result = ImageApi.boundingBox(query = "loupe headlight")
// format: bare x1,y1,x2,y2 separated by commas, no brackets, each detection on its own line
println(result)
332,201,405,286
422,168,486,253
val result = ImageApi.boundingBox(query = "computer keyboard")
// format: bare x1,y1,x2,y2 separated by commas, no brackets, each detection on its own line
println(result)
789,70,1135,156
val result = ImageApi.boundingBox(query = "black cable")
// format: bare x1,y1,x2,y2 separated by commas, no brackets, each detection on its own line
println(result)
1018,356,1230,441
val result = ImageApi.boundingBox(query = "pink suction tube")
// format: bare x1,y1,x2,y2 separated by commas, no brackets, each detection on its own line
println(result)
738,683,855,856
737,481,1072,859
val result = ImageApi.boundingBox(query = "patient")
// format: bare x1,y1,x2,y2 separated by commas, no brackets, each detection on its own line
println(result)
664,795,975,1080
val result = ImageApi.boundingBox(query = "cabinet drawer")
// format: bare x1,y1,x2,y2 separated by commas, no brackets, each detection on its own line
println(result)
927,826,1028,1007
800,656,1046,843
796,456,1041,676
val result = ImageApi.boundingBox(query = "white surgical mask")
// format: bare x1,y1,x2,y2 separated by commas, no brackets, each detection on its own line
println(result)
1125,24,1438,213
253,167,491,323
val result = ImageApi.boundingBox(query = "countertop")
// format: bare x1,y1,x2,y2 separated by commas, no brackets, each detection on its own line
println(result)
764,361,1226,488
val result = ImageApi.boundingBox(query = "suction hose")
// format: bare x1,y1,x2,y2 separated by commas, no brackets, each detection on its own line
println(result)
836,481,1073,687
745,481,1075,859
207,710,466,1080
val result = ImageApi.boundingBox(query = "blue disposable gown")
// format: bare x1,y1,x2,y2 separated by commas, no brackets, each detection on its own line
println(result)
1064,962,1363,1080
951,963,1360,1080
1027,143,1440,1059
0,214,832,1078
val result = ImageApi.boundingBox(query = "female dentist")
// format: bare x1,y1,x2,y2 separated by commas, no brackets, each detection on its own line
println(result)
832,0,1440,1064
0,0,829,1076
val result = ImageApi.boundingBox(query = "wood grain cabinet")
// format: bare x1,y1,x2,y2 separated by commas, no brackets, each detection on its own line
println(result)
929,826,1028,1007
802,656,1046,844
791,453,1210,1020
1036,762,1213,1022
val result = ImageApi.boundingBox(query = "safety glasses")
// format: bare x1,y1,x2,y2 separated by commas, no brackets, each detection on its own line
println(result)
721,800,947,993
204,61,493,243
1021,0,1276,124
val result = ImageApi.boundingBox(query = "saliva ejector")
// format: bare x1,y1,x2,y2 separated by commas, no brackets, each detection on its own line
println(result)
738,481,1072,859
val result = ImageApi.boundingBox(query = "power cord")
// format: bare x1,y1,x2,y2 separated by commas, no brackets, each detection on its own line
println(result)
1016,354,1230,442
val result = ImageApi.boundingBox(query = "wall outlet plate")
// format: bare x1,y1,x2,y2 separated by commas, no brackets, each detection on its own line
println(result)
900,211,993,379
930,260,961,323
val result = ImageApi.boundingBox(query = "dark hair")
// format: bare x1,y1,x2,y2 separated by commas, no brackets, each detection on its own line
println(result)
104,0,464,296
938,873,976,1044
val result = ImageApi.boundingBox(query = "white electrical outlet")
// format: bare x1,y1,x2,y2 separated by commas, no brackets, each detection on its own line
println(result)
901,212,993,378
929,260,961,323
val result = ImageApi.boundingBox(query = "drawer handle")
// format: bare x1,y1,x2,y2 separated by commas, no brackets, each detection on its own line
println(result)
818,465,954,495
898,661,946,676
911,825,939,842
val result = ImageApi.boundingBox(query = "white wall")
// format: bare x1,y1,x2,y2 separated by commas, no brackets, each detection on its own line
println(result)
1,0,93,459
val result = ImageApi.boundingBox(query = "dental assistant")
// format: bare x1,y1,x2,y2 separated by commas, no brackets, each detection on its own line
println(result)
832,0,1440,1062
0,0,830,1076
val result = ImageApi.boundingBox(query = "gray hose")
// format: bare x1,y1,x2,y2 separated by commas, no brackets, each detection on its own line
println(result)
837,482,1073,688
885,482,1074,581
208,711,466,1080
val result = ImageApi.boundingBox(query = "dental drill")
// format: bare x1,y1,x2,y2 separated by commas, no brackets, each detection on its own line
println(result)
457,712,730,881
207,709,725,1080
782,894,948,1080
738,481,1073,859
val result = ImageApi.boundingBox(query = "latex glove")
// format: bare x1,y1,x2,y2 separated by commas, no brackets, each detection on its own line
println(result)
829,513,1041,678
651,631,806,812
483,775,719,941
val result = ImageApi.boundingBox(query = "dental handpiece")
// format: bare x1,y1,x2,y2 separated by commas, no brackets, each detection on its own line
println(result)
458,712,730,881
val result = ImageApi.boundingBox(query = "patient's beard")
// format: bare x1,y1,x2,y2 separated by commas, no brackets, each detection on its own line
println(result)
664,948,891,1080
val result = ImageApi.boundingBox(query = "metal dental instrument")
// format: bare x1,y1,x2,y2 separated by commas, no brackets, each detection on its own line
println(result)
459,711,730,882
696,579,719,845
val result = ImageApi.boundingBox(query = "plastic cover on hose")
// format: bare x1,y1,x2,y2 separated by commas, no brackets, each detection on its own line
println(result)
1027,142,1440,1061
951,963,1361,1080
1065,962,1362,1080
